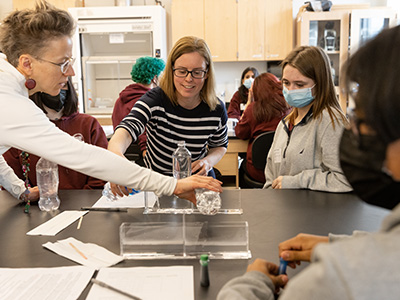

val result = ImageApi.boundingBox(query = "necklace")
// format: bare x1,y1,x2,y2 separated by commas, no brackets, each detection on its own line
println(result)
20,151,31,213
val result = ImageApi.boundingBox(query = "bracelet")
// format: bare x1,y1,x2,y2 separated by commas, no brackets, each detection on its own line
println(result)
20,189,31,213
19,189,30,202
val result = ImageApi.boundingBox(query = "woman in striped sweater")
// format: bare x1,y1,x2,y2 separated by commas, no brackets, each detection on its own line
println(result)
108,36,228,187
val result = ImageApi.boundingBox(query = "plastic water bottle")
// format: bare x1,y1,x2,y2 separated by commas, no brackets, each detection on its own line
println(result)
102,182,140,202
102,182,121,202
36,158,60,211
172,141,192,179
195,188,221,215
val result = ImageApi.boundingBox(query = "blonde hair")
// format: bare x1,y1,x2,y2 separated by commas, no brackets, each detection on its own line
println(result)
0,0,75,67
160,36,219,110
282,46,347,127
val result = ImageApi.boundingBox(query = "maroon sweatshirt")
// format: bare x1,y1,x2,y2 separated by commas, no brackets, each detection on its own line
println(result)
235,103,288,183
112,83,149,152
3,112,108,190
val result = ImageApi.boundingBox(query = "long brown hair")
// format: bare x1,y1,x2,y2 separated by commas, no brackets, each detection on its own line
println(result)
252,73,289,123
159,36,219,110
282,46,347,127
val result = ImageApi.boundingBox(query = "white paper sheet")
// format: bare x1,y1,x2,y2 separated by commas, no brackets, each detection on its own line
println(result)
93,191,157,208
43,237,123,270
26,210,88,236
0,266,94,300
86,266,194,300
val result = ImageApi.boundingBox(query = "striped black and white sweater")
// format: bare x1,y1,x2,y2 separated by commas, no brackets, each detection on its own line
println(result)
117,87,228,176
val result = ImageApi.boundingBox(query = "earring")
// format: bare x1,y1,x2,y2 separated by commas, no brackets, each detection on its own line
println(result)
25,78,36,90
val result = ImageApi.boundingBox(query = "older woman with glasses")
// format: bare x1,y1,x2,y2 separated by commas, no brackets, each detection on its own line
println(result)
108,36,228,192
0,1,222,205
3,77,108,197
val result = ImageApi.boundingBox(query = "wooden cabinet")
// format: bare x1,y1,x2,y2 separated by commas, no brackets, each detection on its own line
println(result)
296,8,397,111
171,0,204,45
204,0,237,62
237,0,265,61
13,0,83,10
171,0,293,62
264,0,293,60
237,0,293,61
349,8,397,56
296,10,349,102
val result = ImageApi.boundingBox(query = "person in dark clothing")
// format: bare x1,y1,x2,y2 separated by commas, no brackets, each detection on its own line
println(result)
112,56,165,154
227,67,259,120
235,73,290,185
3,77,108,200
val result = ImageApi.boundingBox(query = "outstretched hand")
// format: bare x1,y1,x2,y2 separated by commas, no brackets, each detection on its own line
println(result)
279,233,329,268
174,174,222,204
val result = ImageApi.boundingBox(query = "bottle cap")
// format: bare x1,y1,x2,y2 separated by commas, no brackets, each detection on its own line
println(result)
200,254,209,261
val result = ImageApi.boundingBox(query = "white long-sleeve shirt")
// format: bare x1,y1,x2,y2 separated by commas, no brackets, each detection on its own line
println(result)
0,54,176,199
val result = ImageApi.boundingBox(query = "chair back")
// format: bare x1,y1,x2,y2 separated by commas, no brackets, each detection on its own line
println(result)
251,131,275,170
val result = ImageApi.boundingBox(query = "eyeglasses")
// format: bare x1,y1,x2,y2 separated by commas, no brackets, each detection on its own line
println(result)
346,82,362,138
38,57,76,74
347,107,363,139
347,107,381,150
173,68,207,79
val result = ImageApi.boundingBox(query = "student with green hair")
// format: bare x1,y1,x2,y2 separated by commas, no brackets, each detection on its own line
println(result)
112,56,165,154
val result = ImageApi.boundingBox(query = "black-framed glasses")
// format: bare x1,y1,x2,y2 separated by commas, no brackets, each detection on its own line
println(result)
38,57,76,74
173,68,207,79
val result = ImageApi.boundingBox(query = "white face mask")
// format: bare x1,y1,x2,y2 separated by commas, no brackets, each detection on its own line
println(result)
243,78,254,89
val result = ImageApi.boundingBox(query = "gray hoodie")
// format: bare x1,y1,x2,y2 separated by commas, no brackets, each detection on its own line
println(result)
264,108,352,192
218,203,400,300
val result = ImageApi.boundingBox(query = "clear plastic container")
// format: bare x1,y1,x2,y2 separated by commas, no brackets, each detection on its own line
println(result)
144,189,242,215
120,221,251,259
172,141,195,211
195,188,222,215
36,158,60,211
172,141,192,179
102,182,121,202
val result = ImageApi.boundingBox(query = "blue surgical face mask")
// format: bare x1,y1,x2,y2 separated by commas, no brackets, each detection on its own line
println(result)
243,78,254,90
283,85,315,108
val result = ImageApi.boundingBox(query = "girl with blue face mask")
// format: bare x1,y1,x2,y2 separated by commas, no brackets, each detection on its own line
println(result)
227,67,259,120
263,46,351,192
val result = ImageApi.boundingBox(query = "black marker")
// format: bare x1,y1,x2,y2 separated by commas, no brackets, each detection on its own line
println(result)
200,254,210,287
81,207,128,212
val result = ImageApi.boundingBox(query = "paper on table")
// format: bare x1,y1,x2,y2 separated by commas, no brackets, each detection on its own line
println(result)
43,237,123,270
93,191,157,208
27,210,88,236
0,266,94,300
86,266,194,300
